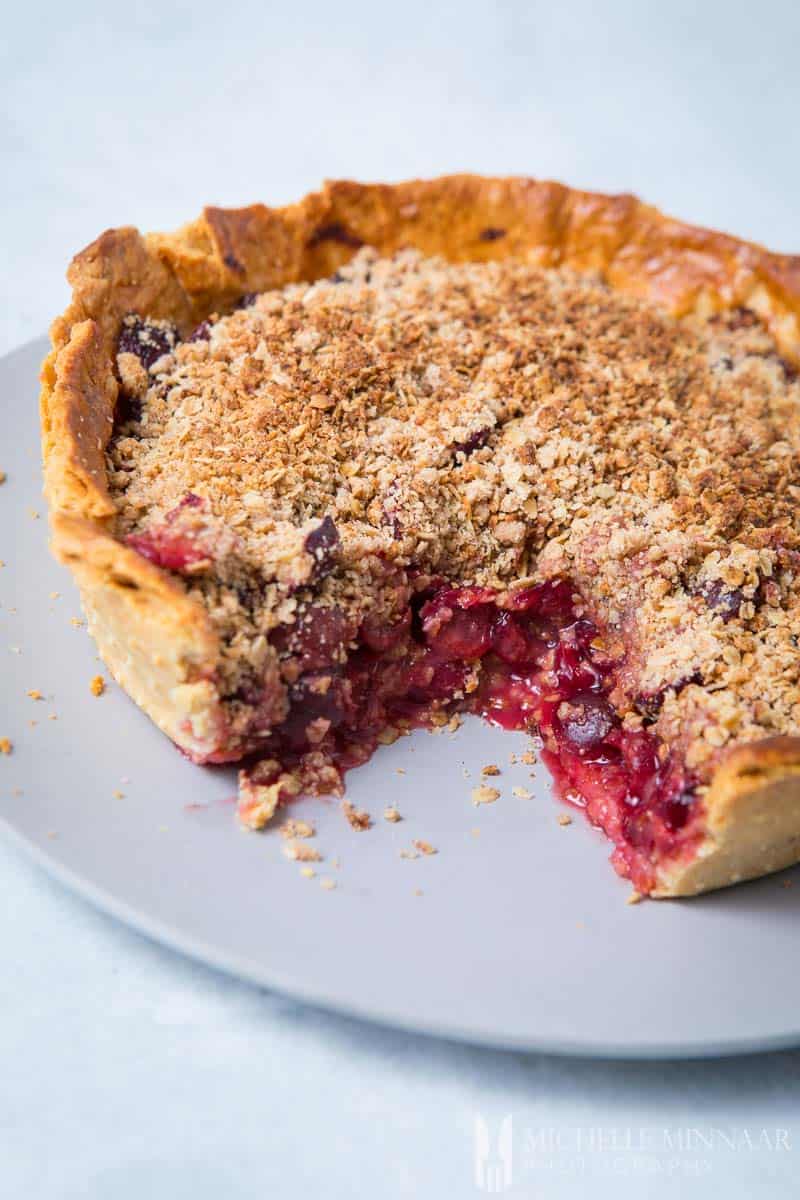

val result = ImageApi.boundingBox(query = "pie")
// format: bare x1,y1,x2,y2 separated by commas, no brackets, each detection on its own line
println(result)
40,175,800,897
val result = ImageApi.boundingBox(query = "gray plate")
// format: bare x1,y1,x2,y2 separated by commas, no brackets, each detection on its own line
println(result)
3,337,800,1058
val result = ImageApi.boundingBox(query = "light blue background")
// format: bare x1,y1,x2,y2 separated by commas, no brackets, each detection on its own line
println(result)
2,1,799,1195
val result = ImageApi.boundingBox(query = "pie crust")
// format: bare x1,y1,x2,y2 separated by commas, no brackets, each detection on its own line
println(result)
40,175,800,897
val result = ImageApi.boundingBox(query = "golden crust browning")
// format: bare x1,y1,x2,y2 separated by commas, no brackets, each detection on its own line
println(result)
40,174,800,894
52,513,223,758
658,738,800,896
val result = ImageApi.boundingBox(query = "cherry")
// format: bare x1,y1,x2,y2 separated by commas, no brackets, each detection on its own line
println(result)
490,611,547,666
557,692,617,752
360,607,412,653
698,580,744,621
304,516,340,580
117,315,178,369
453,426,492,456
423,604,494,660
271,604,353,673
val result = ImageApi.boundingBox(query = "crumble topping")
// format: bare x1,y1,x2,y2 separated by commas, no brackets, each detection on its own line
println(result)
107,249,800,783
472,785,501,806
413,839,438,856
342,800,372,830
282,841,322,863
279,818,315,839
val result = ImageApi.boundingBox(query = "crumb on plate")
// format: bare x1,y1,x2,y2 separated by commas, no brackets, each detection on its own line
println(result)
342,799,372,830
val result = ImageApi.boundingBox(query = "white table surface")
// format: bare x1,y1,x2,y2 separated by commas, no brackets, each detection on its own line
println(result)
2,2,799,1195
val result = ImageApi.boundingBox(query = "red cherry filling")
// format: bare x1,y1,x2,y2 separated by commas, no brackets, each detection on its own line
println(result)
126,494,212,572
239,576,701,891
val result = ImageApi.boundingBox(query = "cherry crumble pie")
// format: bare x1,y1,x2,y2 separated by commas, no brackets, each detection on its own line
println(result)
41,176,800,896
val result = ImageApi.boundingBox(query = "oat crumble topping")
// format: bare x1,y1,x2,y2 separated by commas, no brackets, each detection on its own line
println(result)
107,248,800,787
413,839,437,856
472,785,501,806
342,800,372,830
280,818,316,839
282,841,322,863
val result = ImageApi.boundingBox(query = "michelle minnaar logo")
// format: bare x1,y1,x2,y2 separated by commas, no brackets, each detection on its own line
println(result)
474,1114,513,1192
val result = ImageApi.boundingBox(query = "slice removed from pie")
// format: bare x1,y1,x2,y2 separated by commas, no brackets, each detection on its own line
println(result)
40,175,800,897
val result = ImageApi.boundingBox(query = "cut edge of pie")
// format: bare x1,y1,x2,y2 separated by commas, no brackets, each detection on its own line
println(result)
39,174,800,897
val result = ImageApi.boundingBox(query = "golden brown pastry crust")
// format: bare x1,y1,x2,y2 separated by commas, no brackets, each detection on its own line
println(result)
40,174,800,895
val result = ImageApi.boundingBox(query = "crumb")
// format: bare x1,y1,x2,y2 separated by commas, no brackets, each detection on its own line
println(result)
383,806,402,823
0,738,11,755
447,713,462,733
413,839,437,856
512,785,532,799
112,790,125,800
280,818,315,839
399,848,420,860
520,750,536,765
47,713,57,721
300,866,316,879
49,592,60,600
508,752,517,765
413,888,423,897
0,470,6,484
342,800,372,830
46,830,58,839
26,690,43,701
472,785,500,806
319,877,337,891
627,890,643,905
12,787,23,797
557,812,573,826
28,720,37,728
461,767,470,779
395,767,406,775
481,764,501,777
28,508,39,519
90,675,105,697
282,841,322,862
70,617,85,628
471,827,481,836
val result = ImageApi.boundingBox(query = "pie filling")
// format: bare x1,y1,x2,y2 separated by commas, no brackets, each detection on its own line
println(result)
230,574,701,895
129,493,702,890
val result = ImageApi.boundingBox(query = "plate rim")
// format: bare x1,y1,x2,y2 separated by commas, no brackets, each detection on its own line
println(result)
5,814,800,1060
